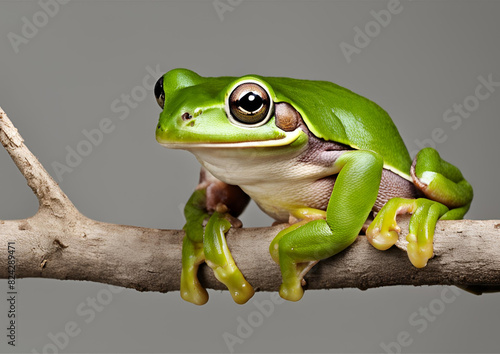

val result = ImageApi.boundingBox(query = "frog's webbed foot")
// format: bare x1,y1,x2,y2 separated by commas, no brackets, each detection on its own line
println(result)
367,198,449,268
269,208,326,302
368,147,473,268
181,208,254,305
277,258,319,302
181,168,253,305
204,209,254,304
366,198,412,251
405,200,449,267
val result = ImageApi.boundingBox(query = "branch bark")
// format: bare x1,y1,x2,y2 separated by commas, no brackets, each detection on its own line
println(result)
1,107,500,295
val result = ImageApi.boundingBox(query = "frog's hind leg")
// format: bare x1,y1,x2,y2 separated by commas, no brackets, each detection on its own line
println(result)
367,147,473,268
409,147,473,265
411,147,473,210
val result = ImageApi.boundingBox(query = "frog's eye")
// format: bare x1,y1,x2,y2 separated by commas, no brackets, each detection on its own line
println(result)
226,82,273,127
154,75,165,109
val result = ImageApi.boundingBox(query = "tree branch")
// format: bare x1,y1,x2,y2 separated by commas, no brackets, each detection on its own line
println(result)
1,107,499,294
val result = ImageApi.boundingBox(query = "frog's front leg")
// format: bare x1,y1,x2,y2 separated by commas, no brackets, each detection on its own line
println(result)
204,208,255,304
181,168,252,305
270,150,384,301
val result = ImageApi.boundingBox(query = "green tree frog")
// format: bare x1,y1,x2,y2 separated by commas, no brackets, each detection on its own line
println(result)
154,69,473,305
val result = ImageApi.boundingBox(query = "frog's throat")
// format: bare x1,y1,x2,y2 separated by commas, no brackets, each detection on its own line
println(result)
157,129,302,149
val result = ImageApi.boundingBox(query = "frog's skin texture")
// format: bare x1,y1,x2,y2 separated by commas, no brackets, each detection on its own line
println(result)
155,69,473,305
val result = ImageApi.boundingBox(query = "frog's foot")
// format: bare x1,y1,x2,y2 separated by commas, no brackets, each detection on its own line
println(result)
405,233,433,268
367,197,449,268
270,220,308,264
274,219,354,302
405,199,448,268
270,207,326,264
180,236,208,305
279,275,304,302
272,204,367,301
206,260,254,304
204,211,254,304
279,260,319,301
270,216,322,302
366,198,416,251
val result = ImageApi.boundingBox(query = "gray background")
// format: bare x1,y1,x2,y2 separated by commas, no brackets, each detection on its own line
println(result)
1,0,499,353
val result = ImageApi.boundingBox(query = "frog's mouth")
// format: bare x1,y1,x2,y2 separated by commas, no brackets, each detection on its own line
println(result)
157,128,303,149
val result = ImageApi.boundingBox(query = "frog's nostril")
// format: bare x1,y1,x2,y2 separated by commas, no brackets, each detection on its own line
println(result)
182,112,193,121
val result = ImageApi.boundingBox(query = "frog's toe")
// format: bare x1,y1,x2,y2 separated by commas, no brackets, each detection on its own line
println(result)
209,261,254,304
406,233,433,268
180,273,209,305
180,236,208,305
278,262,318,301
279,280,304,302
366,198,412,251
227,278,254,305
404,199,448,268
366,224,400,250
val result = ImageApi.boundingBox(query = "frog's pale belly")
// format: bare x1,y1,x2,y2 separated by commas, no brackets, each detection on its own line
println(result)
240,176,336,222
191,146,343,222
191,145,418,223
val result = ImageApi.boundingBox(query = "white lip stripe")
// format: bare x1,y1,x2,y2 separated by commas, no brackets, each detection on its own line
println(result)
159,128,302,149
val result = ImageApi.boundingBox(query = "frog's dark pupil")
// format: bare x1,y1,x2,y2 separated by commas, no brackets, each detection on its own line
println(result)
239,92,263,113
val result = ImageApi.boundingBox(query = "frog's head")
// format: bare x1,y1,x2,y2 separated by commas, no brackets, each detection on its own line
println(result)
155,69,304,150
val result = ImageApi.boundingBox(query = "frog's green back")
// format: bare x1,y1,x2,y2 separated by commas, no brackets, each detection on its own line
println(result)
264,76,412,178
